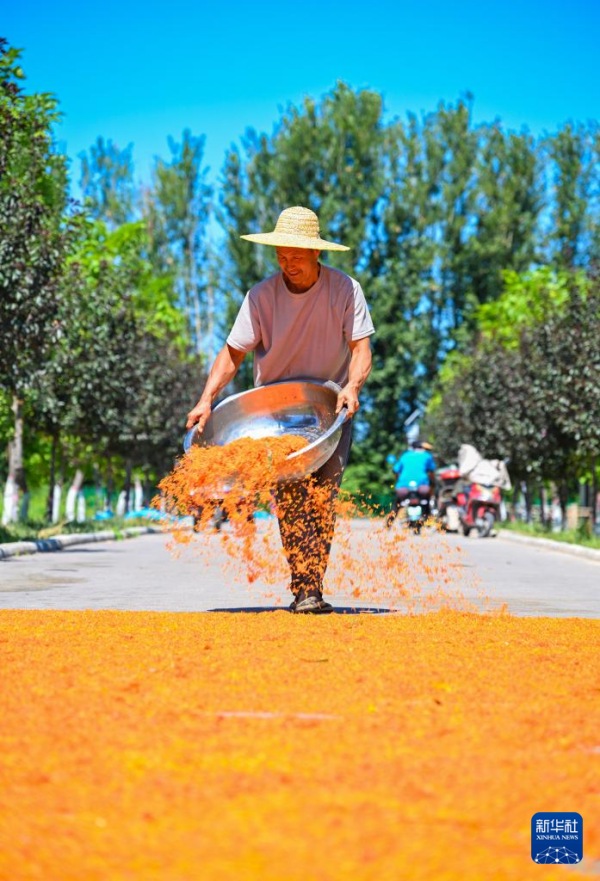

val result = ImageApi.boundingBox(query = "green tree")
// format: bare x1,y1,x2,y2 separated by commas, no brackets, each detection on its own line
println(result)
527,280,600,521
145,130,213,358
543,123,597,270
217,86,600,498
0,39,73,522
354,98,481,490
475,267,573,347
463,125,542,308
424,271,599,524
355,110,439,489
32,219,197,515
79,136,136,227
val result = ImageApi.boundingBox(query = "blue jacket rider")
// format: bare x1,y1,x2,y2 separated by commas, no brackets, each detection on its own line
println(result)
386,441,436,526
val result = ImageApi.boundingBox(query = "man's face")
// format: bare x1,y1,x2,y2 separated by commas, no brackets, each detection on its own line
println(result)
275,247,320,292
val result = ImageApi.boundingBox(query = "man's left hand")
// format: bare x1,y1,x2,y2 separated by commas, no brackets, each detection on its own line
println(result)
336,385,360,419
337,337,371,420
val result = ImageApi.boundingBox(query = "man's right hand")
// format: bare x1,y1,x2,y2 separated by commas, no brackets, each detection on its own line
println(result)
186,399,212,432
185,344,247,433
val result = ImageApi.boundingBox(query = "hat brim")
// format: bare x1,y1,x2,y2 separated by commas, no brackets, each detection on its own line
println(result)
240,232,349,251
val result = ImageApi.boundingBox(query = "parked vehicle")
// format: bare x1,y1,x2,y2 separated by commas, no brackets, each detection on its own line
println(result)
436,445,512,538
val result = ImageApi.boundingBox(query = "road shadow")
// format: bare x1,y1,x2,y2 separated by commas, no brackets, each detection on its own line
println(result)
208,606,393,615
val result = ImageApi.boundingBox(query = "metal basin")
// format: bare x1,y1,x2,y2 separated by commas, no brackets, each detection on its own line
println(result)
183,380,347,488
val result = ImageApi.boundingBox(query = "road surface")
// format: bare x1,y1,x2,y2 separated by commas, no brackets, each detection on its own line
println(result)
0,520,598,617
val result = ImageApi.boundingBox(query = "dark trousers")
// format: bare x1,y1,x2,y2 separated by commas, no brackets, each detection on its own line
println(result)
274,420,352,594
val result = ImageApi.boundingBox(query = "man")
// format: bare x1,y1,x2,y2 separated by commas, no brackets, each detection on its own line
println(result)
186,206,374,614
386,440,437,528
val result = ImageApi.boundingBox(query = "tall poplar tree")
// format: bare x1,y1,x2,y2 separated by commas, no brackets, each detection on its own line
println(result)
79,136,136,227
146,130,213,357
0,39,72,522
544,123,596,270
357,99,480,487
465,125,542,307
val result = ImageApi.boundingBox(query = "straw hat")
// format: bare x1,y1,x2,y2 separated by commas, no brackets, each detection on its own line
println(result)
240,206,349,251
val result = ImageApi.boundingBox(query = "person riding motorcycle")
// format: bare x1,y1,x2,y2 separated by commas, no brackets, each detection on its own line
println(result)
386,440,436,528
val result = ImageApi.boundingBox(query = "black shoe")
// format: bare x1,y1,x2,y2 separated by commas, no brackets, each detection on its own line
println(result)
294,595,334,614
289,587,333,614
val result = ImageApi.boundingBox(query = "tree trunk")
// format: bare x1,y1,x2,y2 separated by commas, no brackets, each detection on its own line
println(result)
558,480,569,531
53,441,65,523
124,460,133,514
105,459,114,513
1,476,17,527
2,396,26,525
143,476,153,509
52,483,62,524
76,492,86,523
93,463,103,516
46,432,59,521
522,482,532,523
510,485,519,521
134,476,144,511
66,470,84,522
539,483,547,528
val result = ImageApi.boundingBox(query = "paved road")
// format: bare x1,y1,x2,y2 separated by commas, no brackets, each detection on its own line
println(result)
0,520,598,617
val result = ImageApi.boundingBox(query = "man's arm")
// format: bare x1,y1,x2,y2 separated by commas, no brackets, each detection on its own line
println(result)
336,336,372,418
186,344,247,431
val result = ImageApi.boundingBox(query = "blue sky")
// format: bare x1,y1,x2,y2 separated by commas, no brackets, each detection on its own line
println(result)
5,0,599,195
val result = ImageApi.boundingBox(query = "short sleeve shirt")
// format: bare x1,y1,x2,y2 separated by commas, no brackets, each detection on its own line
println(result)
394,450,437,489
227,264,375,387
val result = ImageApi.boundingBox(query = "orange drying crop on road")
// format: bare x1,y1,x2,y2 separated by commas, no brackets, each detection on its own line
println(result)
155,434,477,610
156,433,316,587
0,609,598,881
156,433,307,520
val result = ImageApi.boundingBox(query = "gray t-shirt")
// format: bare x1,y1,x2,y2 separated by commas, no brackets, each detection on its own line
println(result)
227,264,375,387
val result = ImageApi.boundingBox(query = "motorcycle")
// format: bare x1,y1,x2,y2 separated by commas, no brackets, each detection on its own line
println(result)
386,481,431,534
449,444,512,538
454,481,502,538
435,466,462,532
